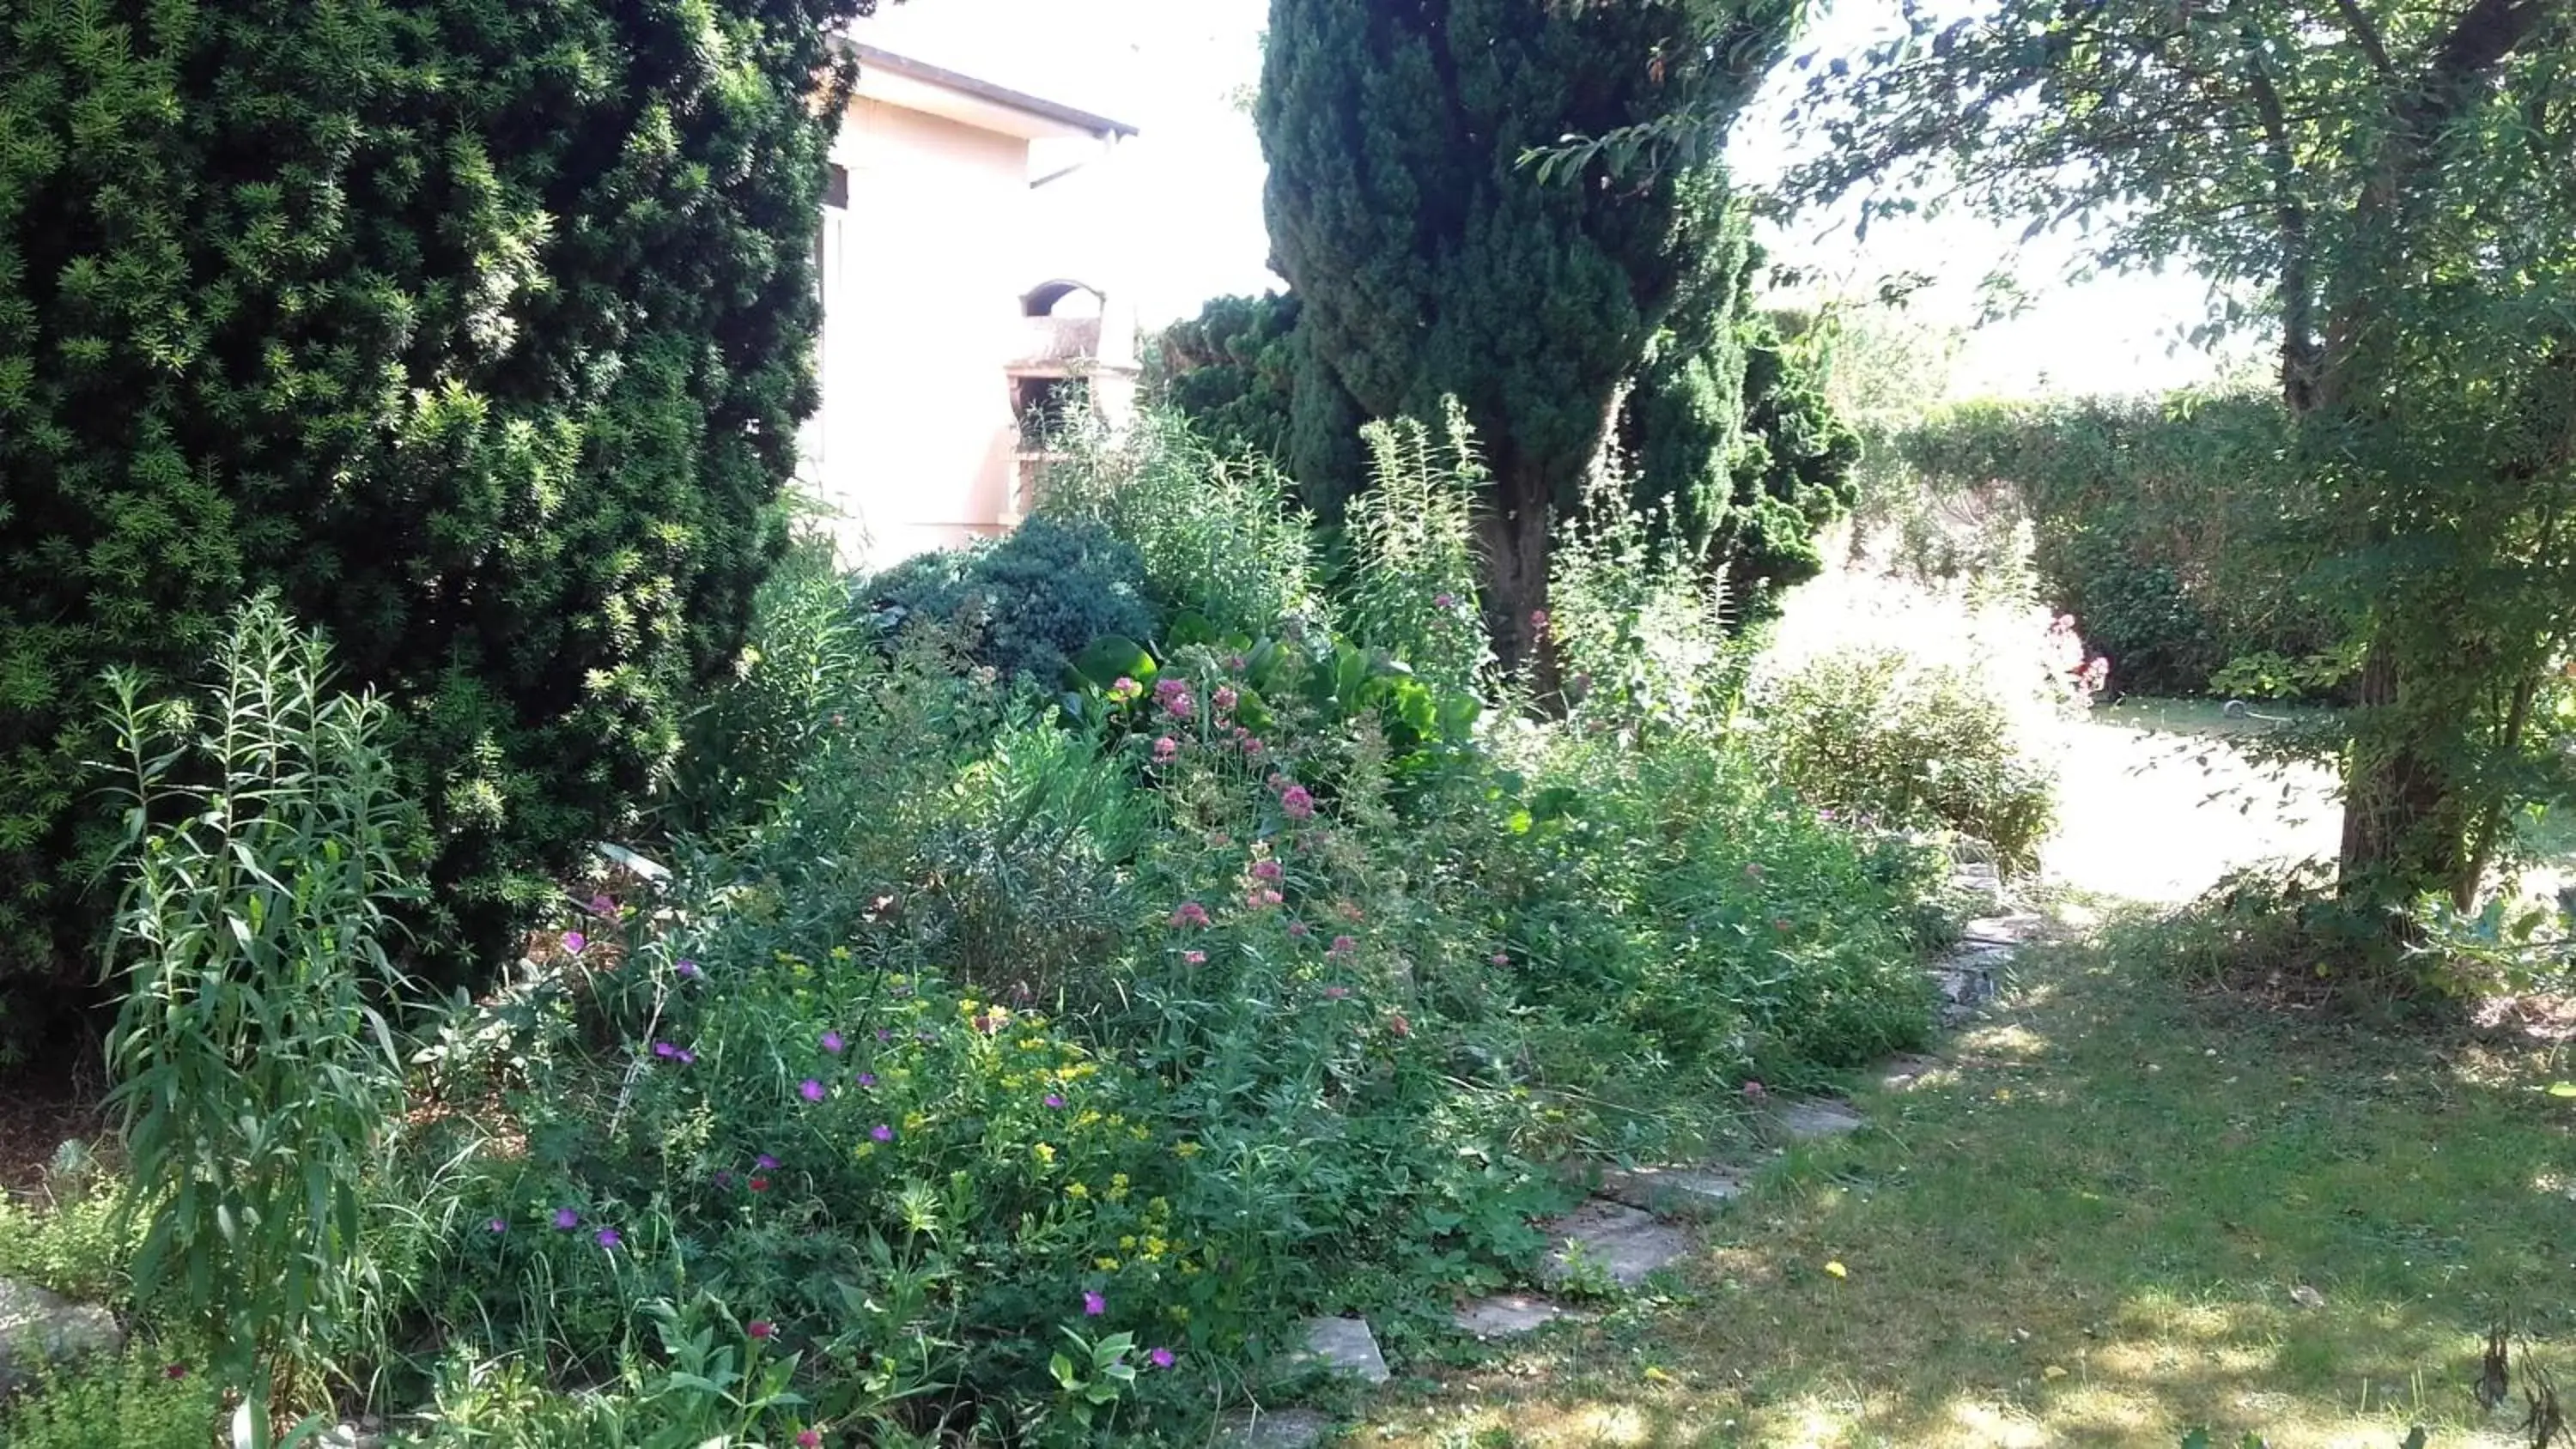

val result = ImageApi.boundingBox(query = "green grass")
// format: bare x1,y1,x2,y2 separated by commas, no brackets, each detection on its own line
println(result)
1352,905,2576,1448
2094,695,2327,741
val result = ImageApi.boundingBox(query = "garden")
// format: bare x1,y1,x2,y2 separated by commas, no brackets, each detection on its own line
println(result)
2,0,2573,1445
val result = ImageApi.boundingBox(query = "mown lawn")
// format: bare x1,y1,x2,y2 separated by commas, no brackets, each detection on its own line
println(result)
1348,908,2575,1448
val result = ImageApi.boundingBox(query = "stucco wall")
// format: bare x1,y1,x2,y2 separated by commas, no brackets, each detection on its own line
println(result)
805,98,1030,569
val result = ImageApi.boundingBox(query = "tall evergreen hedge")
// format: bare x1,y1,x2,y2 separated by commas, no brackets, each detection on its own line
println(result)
0,0,876,1020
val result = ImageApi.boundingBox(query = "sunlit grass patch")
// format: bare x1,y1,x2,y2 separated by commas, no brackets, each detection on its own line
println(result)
1357,918,2573,1448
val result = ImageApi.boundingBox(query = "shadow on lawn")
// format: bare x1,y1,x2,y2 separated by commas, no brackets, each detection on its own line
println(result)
1358,912,2574,1448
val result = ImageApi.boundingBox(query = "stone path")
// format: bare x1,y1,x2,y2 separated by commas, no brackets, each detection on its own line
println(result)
1223,863,2037,1446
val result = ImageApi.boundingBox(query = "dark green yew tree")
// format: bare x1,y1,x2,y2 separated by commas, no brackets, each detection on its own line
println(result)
1256,0,1798,675
0,0,878,1009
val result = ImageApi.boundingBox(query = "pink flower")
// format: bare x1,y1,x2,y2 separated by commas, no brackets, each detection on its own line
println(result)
1323,985,1351,1000
1083,1290,1107,1317
1288,921,1311,938
1742,1080,1767,1100
797,1431,822,1449
749,1176,770,1192
1491,951,1510,966
1182,949,1206,965
1338,901,1364,922
1280,785,1315,821
1386,1012,1411,1038
872,1124,895,1143
1772,918,1793,933
1045,1093,1066,1108
1246,888,1283,909
749,1320,775,1339
1435,592,1455,609
800,1078,825,1102
1170,901,1211,929
1227,653,1248,671
1150,1346,1176,1369
1328,935,1358,958
589,893,615,917
822,1030,845,1054
1109,676,1141,701
562,931,586,955
1530,609,1551,631
1252,859,1283,882
1213,685,1239,713
1153,737,1179,762
1243,738,1265,757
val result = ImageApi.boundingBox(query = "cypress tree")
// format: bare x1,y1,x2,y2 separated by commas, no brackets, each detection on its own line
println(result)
1256,0,1796,674
0,0,876,1015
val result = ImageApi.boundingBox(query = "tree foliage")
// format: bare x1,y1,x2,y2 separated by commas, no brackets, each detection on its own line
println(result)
1659,0,2576,931
1255,0,1799,676
0,0,874,1006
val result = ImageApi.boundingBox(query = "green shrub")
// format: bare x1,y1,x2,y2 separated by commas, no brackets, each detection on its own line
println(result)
1341,408,1492,697
1755,646,2058,872
1040,409,1332,642
0,1352,219,1449
100,599,419,1391
0,0,876,1016
866,518,1161,687
0,1186,138,1307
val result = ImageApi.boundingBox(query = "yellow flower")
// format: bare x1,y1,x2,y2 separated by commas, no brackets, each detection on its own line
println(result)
1065,1182,1090,1200
1144,1235,1169,1260
1129,1125,1150,1142
1167,1305,1191,1322
1147,1197,1170,1216
1174,1142,1201,1160
1094,1257,1120,1271
903,1111,928,1132
1033,1143,1056,1165
1119,1235,1138,1251
855,1142,876,1159
1824,1261,1849,1279
1000,1075,1025,1090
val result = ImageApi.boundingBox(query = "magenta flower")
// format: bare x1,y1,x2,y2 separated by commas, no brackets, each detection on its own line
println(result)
652,1041,678,1059
800,1078,826,1102
562,931,586,955
553,1208,580,1230
1288,921,1311,938
1170,901,1211,929
1280,785,1315,821
1182,949,1206,965
1213,685,1238,713
589,893,615,917
748,1320,775,1340
487,1217,507,1234
1530,609,1551,630
677,1048,696,1064
1153,737,1179,762
1109,676,1141,703
796,1431,821,1448
1434,592,1455,609
1083,1291,1107,1317
756,1154,780,1171
1044,1093,1066,1108
1243,738,1265,756
823,1030,846,1054
1252,859,1283,882
1323,985,1351,1000
676,959,701,979
876,1028,893,1041
596,1228,622,1249
1328,935,1358,958
856,1072,878,1088
1491,952,1510,967
1150,1346,1176,1369
872,1124,895,1143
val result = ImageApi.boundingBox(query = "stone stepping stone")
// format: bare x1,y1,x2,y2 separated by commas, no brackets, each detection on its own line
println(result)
1874,1053,1947,1091
1963,912,2045,946
1221,1407,1335,1448
1769,1096,1865,1141
1539,1199,1693,1288
1947,861,2004,901
1597,1163,1747,1217
1451,1291,1565,1337
1291,1315,1389,1384
0,1277,122,1395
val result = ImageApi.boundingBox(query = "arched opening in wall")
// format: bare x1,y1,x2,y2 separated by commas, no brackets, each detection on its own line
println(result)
1021,279,1104,318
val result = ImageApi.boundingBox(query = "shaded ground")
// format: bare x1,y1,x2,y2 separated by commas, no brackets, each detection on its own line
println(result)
1351,919,2572,1448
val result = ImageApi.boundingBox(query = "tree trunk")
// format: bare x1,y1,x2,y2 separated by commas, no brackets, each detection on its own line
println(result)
2333,628,2466,912
1475,458,1559,707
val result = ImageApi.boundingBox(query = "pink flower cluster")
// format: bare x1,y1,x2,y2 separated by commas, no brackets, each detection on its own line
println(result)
1154,676,1195,720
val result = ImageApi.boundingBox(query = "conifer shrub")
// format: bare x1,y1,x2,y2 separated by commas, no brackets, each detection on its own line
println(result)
0,0,878,1011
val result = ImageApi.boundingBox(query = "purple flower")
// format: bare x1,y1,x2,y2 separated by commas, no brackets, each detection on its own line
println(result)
756,1154,780,1171
676,958,701,979
1435,592,1456,609
1280,785,1315,821
1083,1290,1107,1317
871,1124,895,1143
822,1030,846,1055
714,1170,736,1188
652,1041,678,1059
799,1078,826,1103
1150,1346,1176,1369
677,1048,696,1065
856,1072,878,1088
1252,859,1283,882
1044,1093,1066,1109
876,1028,892,1041
486,1217,507,1234
589,893,615,917
595,1228,622,1249
1152,737,1179,762
562,931,586,955
1328,935,1358,958
553,1208,580,1230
